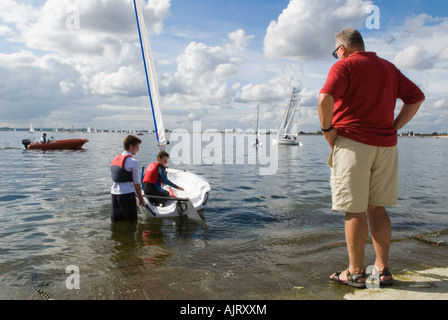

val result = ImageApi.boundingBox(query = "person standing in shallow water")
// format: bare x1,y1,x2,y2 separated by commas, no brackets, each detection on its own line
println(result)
110,135,145,222
318,28,425,288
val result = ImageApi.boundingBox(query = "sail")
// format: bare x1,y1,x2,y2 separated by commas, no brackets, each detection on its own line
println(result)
133,0,167,147
256,102,260,139
277,87,301,139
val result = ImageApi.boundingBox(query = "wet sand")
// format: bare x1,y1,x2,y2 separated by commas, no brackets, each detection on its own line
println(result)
6,229,447,302
346,267,448,300
95,229,448,301
263,229,448,300
319,231,448,300
345,231,448,300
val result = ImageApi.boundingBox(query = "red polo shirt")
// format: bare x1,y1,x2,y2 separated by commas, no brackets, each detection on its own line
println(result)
320,52,425,147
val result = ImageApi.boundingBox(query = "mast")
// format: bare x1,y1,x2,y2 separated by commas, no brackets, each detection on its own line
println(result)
133,0,167,148
289,87,301,135
256,101,260,144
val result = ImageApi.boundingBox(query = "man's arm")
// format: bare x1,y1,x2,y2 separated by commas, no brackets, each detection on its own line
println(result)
394,99,424,131
134,183,145,206
318,93,338,149
129,159,144,206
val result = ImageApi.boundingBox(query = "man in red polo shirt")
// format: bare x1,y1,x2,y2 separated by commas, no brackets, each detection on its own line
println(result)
319,28,425,288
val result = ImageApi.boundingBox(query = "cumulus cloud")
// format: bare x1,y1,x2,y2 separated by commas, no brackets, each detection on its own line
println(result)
392,45,435,70
0,51,84,120
0,0,172,128
238,65,301,103
434,99,446,109
0,0,39,27
386,14,448,72
163,29,253,104
263,0,373,60
90,65,146,97
227,29,254,51
0,0,170,59
0,25,13,36
437,45,448,60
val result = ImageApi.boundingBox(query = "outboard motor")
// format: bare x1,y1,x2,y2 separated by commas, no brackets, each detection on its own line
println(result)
22,139,32,149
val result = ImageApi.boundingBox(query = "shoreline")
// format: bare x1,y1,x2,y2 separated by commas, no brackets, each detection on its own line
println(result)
346,231,448,300
345,266,448,300
265,229,448,300
324,231,448,300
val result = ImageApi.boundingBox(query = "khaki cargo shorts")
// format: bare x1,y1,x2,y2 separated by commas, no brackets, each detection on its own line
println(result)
328,136,398,213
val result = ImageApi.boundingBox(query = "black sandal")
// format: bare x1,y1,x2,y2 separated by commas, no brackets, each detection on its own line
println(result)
347,270,366,288
379,268,394,286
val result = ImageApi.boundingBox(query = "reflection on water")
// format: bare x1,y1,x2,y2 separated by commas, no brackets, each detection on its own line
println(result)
110,221,175,269
0,131,448,299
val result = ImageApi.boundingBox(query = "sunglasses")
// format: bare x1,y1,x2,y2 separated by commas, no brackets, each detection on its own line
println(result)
332,45,343,59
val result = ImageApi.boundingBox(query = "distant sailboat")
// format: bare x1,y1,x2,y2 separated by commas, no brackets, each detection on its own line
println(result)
133,0,210,221
253,101,263,148
29,123,35,133
273,87,302,146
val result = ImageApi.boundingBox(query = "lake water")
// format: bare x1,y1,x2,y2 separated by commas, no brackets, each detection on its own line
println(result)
0,131,447,300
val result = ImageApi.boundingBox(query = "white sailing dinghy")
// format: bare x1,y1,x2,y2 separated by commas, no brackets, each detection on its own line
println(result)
133,0,210,221
273,87,302,146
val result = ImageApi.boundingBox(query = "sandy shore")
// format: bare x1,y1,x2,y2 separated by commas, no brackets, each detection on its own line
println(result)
343,231,448,300
345,267,448,300
270,229,448,301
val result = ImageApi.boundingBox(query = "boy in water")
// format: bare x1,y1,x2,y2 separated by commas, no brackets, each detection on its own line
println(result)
110,135,145,222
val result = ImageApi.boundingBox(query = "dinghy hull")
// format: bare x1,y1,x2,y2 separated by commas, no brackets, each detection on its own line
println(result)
138,169,210,221
23,139,88,150
273,138,299,145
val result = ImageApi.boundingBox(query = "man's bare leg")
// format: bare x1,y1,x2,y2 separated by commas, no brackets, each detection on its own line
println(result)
367,205,392,282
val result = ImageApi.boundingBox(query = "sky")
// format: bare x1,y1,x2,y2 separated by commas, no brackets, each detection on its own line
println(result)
0,0,447,134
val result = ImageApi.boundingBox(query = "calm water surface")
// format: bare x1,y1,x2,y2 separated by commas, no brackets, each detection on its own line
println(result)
0,131,447,299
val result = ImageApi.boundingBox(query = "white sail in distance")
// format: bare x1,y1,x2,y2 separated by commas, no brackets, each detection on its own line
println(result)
277,87,301,139
133,0,167,147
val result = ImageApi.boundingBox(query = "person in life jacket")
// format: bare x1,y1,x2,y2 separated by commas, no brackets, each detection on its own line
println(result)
110,135,144,222
142,150,184,206
40,133,49,144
